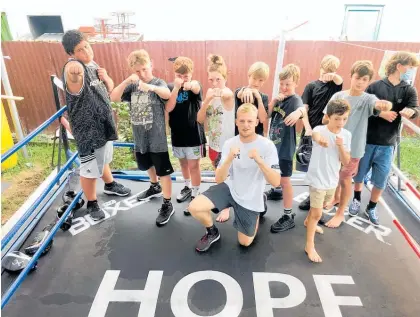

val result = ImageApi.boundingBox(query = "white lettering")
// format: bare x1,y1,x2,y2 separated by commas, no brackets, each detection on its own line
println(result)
346,216,367,232
171,270,243,317
68,216,90,236
364,222,392,243
88,270,163,317
313,275,363,317
253,272,306,317
124,194,148,209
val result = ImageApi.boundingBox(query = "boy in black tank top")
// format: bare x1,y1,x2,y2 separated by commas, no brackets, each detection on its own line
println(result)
61,30,131,221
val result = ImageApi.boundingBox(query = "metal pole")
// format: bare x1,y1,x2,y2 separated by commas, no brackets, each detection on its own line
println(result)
271,30,286,99
397,130,402,191
1,48,28,158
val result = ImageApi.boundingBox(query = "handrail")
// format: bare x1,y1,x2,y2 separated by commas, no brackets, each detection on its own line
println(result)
402,116,420,135
1,106,67,163
1,190,84,309
1,152,78,250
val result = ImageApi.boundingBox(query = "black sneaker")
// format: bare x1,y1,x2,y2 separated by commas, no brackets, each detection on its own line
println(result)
87,201,105,221
156,202,174,226
104,182,131,197
196,229,221,252
265,187,283,201
184,196,195,216
270,213,296,233
298,196,310,211
177,186,192,203
260,193,268,217
137,184,162,201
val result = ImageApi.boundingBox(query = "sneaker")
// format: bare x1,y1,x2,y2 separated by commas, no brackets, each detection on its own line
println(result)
104,182,131,197
137,184,162,201
365,207,379,227
156,202,174,226
298,196,310,211
260,194,268,217
184,196,195,216
264,187,283,201
177,186,192,203
196,229,221,252
270,213,296,233
349,199,361,217
87,201,105,221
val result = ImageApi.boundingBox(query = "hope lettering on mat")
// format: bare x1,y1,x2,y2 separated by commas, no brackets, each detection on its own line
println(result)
88,270,363,317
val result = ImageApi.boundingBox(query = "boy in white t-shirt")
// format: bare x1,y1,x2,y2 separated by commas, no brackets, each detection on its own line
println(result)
304,99,351,263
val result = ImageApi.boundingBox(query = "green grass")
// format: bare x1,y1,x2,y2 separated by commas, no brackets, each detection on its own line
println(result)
394,135,420,189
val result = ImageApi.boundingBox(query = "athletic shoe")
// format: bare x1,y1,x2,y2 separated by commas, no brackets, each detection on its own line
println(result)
270,213,296,233
137,184,162,201
260,194,268,217
349,199,361,217
104,182,131,197
298,196,310,211
184,196,195,216
264,187,283,201
196,229,221,252
87,201,105,221
365,206,379,227
156,201,174,226
177,186,192,203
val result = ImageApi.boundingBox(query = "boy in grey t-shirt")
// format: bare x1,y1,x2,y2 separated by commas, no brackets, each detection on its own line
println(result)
111,49,175,227
187,104,280,252
321,61,392,229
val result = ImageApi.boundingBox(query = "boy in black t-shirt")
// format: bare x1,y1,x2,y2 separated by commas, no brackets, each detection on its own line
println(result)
111,49,175,227
268,64,311,233
234,61,269,137
61,30,131,221
297,55,343,211
350,51,419,226
166,57,207,213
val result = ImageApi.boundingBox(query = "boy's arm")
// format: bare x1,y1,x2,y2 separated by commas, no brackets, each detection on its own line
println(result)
253,91,268,126
400,87,419,119
165,79,183,112
97,67,114,93
197,89,214,124
301,111,313,135
336,135,351,166
110,74,137,102
284,103,305,126
215,143,236,184
248,146,281,187
140,81,171,100
64,61,84,94
332,73,343,86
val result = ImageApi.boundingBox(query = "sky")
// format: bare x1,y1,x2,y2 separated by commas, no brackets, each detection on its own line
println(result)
2,0,420,42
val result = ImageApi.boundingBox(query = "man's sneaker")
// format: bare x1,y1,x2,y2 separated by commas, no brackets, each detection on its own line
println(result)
270,213,296,233
137,184,162,201
196,229,221,252
264,187,283,201
177,186,192,203
260,194,268,217
184,196,195,216
365,207,379,227
156,202,174,226
299,196,310,211
87,201,105,221
104,182,131,197
349,199,361,217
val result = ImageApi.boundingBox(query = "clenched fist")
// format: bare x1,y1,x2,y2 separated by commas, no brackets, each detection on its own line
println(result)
183,81,192,91
376,100,392,111
125,74,140,85
248,148,262,163
241,88,254,103
335,135,343,147
97,67,109,82
399,107,415,119
229,146,240,159
174,78,184,89
317,136,329,148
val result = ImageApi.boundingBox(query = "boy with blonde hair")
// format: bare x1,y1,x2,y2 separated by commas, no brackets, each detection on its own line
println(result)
188,104,280,252
111,49,174,227
268,64,311,233
322,60,392,228
305,99,351,262
350,52,419,226
166,57,207,210
297,55,344,210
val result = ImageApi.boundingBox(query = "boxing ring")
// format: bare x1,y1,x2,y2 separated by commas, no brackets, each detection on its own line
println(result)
1,77,420,317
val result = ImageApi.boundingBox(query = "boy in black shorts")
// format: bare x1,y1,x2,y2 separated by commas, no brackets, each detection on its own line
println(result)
111,49,174,227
